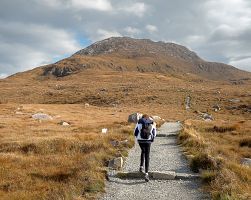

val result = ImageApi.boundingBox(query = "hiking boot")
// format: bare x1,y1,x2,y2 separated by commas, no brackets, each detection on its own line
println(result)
145,173,149,182
139,166,143,173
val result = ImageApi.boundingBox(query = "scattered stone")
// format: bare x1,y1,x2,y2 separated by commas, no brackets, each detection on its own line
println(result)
32,113,53,120
59,121,70,126
128,113,143,123
102,128,108,134
202,113,213,121
84,103,90,107
229,99,241,103
185,96,191,110
16,106,23,111
241,158,251,167
110,139,128,147
196,111,213,121
212,105,221,112
110,140,119,147
108,157,123,169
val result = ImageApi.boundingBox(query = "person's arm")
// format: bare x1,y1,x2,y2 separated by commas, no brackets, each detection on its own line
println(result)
134,124,139,137
151,126,156,142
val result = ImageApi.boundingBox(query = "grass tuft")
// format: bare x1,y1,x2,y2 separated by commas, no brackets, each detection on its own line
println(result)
239,137,251,148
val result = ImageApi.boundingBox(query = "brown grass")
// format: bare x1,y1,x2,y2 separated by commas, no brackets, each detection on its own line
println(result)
0,104,135,200
179,120,251,199
1,66,251,199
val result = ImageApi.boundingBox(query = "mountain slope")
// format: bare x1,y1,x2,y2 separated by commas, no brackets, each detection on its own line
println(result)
39,37,250,81
1,37,251,105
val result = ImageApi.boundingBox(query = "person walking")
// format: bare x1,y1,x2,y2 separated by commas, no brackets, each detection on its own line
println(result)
134,114,157,182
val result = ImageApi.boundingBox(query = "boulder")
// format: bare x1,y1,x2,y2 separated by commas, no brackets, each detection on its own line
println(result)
108,157,123,169
32,113,53,120
128,113,143,123
241,158,251,167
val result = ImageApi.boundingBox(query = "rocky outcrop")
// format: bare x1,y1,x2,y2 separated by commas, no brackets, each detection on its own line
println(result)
43,65,79,77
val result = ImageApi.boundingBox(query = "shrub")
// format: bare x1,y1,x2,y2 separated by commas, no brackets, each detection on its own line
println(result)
239,137,251,148
190,153,218,173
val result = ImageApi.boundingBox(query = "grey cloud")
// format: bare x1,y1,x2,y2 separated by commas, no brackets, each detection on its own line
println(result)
0,0,251,76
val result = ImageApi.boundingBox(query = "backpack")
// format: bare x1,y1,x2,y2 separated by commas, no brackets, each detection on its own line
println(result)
140,119,153,139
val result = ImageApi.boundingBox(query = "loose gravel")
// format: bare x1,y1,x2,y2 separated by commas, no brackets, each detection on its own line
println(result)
100,122,210,200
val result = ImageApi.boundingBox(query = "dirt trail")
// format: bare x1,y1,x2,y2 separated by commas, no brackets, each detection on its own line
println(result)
100,122,209,200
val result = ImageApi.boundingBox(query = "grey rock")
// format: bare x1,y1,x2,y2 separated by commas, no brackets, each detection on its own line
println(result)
43,65,77,77
110,140,119,147
32,113,53,120
108,157,124,170
200,113,213,121
185,96,191,110
229,99,241,103
241,158,251,167
128,113,143,123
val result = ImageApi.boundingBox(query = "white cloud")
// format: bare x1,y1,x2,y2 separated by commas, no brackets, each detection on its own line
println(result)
119,2,147,17
145,24,158,33
0,21,80,75
229,57,251,72
0,73,7,79
71,0,113,11
96,29,122,40
124,26,141,36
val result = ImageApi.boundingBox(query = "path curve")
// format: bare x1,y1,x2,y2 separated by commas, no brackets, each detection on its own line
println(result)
100,122,209,200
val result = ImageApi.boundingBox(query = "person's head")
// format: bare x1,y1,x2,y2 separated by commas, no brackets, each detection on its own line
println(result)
142,114,149,119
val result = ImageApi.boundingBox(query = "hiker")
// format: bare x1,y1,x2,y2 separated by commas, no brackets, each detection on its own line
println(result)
134,114,156,182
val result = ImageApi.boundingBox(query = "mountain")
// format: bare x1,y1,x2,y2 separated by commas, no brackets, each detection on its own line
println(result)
39,37,250,81
1,37,251,105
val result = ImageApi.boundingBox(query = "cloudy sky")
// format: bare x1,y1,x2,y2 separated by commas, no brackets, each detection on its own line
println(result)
1,0,251,78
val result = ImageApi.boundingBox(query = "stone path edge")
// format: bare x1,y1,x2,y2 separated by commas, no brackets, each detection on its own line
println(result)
110,171,200,180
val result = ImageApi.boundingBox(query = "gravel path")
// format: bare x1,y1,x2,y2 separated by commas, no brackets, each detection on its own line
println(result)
100,122,209,200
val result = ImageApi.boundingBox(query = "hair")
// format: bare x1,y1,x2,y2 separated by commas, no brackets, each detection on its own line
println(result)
142,114,149,119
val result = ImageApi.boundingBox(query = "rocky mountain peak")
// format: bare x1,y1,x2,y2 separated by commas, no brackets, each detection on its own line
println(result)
74,37,201,61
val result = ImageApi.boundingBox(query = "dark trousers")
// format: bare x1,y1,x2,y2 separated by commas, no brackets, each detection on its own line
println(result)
139,142,151,173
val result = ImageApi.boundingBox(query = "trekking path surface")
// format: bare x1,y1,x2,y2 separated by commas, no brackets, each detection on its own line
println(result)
100,122,209,200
